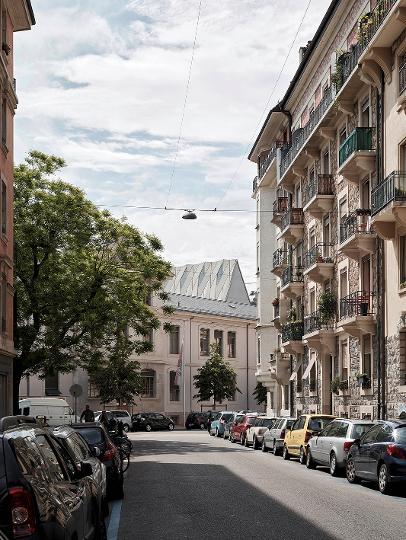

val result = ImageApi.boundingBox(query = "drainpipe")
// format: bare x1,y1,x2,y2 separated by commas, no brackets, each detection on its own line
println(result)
246,324,249,410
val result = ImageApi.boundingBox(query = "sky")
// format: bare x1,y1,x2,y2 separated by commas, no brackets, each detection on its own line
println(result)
14,0,327,290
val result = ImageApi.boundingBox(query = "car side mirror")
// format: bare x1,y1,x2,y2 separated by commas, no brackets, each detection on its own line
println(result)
92,446,101,457
79,462,93,478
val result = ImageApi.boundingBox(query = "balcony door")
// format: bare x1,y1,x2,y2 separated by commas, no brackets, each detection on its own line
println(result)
361,179,370,209
323,215,331,257
322,148,330,174
361,256,371,296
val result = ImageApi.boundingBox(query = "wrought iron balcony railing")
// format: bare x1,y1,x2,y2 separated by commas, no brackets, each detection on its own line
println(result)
280,208,304,231
304,310,335,335
259,142,285,179
280,86,333,178
273,303,280,319
400,55,406,95
303,243,334,269
340,209,372,243
252,176,258,193
272,248,289,269
281,266,304,288
371,171,406,216
273,196,288,215
281,321,304,343
339,290,374,320
339,127,374,167
304,174,334,205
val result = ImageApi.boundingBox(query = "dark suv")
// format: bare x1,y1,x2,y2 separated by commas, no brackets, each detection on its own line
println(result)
185,412,209,430
0,416,105,539
132,413,175,432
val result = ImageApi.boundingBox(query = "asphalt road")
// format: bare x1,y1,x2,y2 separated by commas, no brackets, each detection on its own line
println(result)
116,430,406,540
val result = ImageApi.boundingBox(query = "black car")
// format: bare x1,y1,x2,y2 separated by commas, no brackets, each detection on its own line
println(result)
0,416,104,539
346,420,406,494
132,412,175,432
185,412,209,430
72,422,124,500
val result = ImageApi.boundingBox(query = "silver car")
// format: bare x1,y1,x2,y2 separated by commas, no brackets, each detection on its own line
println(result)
262,417,296,454
245,417,276,448
306,418,374,475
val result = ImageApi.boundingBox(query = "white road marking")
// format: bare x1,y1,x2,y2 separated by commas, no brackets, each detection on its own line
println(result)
107,499,123,540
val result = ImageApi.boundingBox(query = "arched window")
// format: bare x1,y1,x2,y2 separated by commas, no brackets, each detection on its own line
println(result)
169,371,180,401
140,369,155,398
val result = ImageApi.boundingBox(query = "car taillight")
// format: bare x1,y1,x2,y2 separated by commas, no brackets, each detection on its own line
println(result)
102,441,117,462
8,487,37,538
386,444,406,460
343,441,353,453
304,431,313,443
280,429,286,439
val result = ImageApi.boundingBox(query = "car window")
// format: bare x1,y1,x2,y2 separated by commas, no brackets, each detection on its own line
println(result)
262,419,274,428
351,424,373,439
254,418,262,427
296,417,306,430
12,435,50,482
328,422,348,438
114,411,126,418
361,424,383,444
394,426,406,444
285,420,295,429
318,422,335,437
66,433,90,461
375,424,394,443
246,417,256,425
53,438,77,478
308,417,333,431
76,427,104,446
35,435,66,482
222,413,234,422
156,414,164,419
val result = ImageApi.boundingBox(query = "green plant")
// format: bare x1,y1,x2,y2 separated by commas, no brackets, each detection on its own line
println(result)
288,307,297,322
339,380,349,391
331,377,340,395
319,291,337,323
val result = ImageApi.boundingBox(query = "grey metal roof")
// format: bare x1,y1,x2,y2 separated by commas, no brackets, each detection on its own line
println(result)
168,293,256,320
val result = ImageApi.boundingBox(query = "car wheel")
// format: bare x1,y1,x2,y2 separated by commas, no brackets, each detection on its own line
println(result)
306,449,315,469
282,445,290,460
299,446,306,465
168,423,174,431
243,435,248,447
346,457,360,484
215,428,220,437
329,452,339,476
123,424,129,433
230,434,235,443
253,436,259,450
262,439,268,452
200,423,206,430
378,463,392,495
272,441,279,456
145,424,152,432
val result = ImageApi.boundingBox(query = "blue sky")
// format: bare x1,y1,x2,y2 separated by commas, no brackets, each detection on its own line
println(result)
14,0,326,287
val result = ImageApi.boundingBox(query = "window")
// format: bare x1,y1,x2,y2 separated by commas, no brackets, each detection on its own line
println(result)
45,372,59,396
35,435,66,482
227,331,236,358
144,328,153,345
296,363,303,393
200,328,210,356
53,439,77,478
1,273,5,333
295,416,306,430
1,8,7,59
309,227,316,249
328,421,349,438
67,433,90,461
169,325,180,354
360,97,370,127
309,355,317,392
362,334,372,382
214,330,223,355
340,340,349,381
1,180,6,235
1,98,6,147
400,53,406,95
339,125,347,146
284,384,289,411
169,371,180,401
140,369,155,398
309,288,316,314
322,149,330,174
323,214,331,249
339,197,347,225
400,236,406,285
339,268,348,301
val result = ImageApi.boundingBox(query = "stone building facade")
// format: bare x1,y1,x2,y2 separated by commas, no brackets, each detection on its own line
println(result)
251,0,406,420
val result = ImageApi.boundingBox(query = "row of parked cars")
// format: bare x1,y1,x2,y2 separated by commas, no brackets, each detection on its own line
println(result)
209,411,406,495
0,415,127,539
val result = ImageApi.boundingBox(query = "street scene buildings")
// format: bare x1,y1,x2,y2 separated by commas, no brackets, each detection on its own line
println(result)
252,0,406,421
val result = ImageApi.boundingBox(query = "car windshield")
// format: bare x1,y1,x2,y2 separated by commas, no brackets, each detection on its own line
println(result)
394,426,406,444
351,424,373,439
285,420,295,429
221,414,234,421
262,419,275,428
75,428,104,445
308,417,334,431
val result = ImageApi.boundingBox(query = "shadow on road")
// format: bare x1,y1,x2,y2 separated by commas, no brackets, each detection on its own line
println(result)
131,438,247,457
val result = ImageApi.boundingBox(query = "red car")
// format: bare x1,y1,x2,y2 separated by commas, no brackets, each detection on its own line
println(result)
230,414,257,445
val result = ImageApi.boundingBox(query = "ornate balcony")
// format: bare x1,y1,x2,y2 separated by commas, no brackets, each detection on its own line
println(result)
271,248,289,277
258,142,286,185
339,209,376,259
281,321,304,354
252,176,258,194
337,291,376,338
303,243,334,284
280,208,304,244
371,171,406,239
338,128,376,182
303,311,335,355
281,266,304,299
303,174,335,216
400,55,406,96
269,350,290,382
271,196,289,226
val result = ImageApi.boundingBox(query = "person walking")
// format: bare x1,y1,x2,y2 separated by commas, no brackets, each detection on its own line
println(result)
80,404,95,423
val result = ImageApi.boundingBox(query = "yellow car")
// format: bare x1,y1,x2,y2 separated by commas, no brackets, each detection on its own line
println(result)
282,414,336,464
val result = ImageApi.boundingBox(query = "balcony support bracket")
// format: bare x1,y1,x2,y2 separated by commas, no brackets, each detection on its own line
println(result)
305,147,320,161
396,7,406,26
337,99,354,116
319,127,336,141
292,167,306,178
365,47,392,84
360,59,381,89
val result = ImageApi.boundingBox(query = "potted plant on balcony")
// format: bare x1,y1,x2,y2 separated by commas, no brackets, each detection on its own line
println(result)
319,291,337,324
330,377,340,395
288,307,297,322
356,373,371,388
339,380,349,392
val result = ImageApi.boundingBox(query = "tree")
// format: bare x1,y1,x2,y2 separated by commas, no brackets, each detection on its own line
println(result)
13,151,173,412
253,382,267,406
193,344,240,409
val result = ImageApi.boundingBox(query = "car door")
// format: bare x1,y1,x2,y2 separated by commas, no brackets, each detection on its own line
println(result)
355,424,382,477
156,414,167,429
292,416,306,454
312,423,335,463
368,423,394,479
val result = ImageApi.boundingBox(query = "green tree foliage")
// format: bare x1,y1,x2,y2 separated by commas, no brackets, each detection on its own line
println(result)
253,382,267,405
193,344,240,408
13,151,172,411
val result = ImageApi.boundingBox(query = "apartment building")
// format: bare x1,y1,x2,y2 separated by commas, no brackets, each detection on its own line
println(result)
0,1,34,417
251,0,406,420
21,260,258,422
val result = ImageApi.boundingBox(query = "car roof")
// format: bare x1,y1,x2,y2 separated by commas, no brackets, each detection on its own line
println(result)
333,418,374,424
71,422,104,429
53,425,76,438
0,416,38,433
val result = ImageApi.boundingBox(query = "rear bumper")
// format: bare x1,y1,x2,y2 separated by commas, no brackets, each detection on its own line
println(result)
388,459,406,482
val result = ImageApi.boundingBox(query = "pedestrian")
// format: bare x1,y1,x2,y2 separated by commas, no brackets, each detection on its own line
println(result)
80,404,95,423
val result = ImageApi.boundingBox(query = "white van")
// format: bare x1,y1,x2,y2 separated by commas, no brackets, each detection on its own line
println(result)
18,397,75,426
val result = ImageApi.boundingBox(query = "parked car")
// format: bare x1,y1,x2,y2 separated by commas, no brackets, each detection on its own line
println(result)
306,418,374,475
206,411,221,432
262,417,296,454
346,419,406,494
209,411,236,437
72,422,124,500
185,412,209,430
0,415,105,540
230,414,258,445
224,413,244,439
132,412,175,432
283,414,336,463
53,425,107,515
19,397,74,426
95,410,132,432
245,417,276,448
